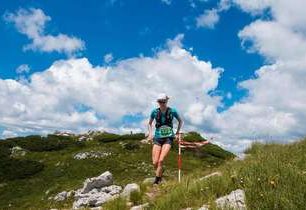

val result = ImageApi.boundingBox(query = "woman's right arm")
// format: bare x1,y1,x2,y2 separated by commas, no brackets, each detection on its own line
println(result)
147,118,154,141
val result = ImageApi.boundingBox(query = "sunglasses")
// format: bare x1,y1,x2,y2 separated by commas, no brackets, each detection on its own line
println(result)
158,100,167,104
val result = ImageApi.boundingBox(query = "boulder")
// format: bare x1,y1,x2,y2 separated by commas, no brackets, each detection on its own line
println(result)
54,191,68,202
67,190,75,198
73,171,122,209
215,189,246,210
121,183,140,199
100,185,122,195
73,192,115,209
80,171,113,194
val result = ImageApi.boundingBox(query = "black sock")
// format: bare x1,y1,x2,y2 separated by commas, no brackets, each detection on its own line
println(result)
154,176,162,184
158,176,162,183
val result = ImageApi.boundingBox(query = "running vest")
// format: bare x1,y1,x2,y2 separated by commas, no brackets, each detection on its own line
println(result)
155,107,173,128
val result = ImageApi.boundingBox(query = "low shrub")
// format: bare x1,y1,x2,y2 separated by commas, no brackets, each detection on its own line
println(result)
123,142,140,150
0,144,11,160
120,133,145,141
183,131,206,142
94,132,122,142
0,158,44,181
95,132,145,142
3,135,81,152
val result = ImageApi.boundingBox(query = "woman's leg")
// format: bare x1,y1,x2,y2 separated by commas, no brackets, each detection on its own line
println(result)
156,143,171,177
152,144,162,173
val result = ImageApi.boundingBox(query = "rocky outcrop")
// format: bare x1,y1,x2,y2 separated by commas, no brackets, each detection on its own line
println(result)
80,171,113,194
215,189,246,210
53,190,74,202
10,146,27,158
73,190,119,209
73,151,112,160
77,130,107,141
54,191,68,202
72,171,122,209
184,189,246,210
54,131,75,137
53,171,142,209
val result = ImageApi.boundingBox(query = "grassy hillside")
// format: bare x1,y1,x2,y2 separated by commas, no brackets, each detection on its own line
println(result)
0,131,234,209
143,138,306,210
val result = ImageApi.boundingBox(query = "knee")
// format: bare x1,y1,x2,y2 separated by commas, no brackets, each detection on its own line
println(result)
152,160,158,168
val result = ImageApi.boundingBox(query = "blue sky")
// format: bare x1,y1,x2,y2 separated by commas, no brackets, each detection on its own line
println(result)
0,0,263,107
1,0,305,153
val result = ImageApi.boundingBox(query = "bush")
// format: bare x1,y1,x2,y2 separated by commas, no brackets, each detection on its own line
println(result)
120,133,145,141
0,146,11,161
183,131,206,142
3,135,80,152
123,142,140,150
94,132,122,142
95,132,145,142
0,158,44,181
0,143,11,160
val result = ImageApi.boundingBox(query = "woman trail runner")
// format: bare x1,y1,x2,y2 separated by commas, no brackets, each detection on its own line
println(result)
147,93,183,185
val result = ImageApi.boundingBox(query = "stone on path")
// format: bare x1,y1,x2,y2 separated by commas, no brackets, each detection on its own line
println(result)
121,183,140,199
215,189,246,210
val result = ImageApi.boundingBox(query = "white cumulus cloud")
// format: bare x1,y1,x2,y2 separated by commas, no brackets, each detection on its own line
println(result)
16,64,30,74
104,53,114,63
2,0,306,154
0,34,223,143
4,8,85,55
196,0,231,29
196,9,220,29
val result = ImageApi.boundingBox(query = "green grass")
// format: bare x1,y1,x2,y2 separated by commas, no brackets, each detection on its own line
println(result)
0,131,233,209
148,138,306,210
4,132,304,209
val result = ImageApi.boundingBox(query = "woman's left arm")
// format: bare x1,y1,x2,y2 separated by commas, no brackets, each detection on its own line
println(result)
173,109,183,138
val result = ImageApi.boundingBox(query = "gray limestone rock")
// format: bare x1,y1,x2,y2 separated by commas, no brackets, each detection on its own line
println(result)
215,189,246,210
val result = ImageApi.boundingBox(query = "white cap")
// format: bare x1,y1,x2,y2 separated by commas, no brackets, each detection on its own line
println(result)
157,93,170,101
